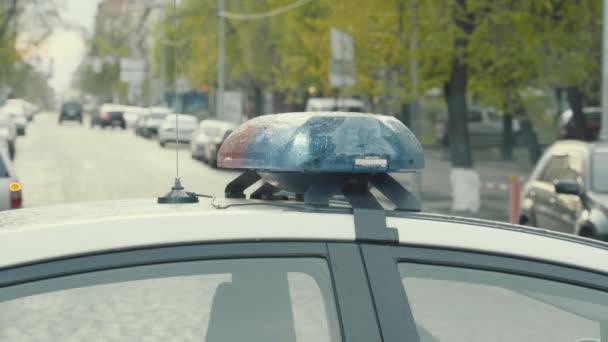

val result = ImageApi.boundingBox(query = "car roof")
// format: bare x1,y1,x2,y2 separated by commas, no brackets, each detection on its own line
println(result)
550,140,608,155
199,119,237,129
307,97,364,107
122,106,147,113
148,106,172,114
1,198,607,273
99,103,124,111
165,113,197,121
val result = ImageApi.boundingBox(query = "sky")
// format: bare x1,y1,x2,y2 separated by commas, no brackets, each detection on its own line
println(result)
25,0,102,94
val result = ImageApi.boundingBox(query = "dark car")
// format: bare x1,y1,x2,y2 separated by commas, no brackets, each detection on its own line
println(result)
91,104,126,129
559,107,601,140
520,140,608,240
59,102,83,124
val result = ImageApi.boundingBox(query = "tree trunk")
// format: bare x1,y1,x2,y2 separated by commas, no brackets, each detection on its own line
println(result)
566,86,589,140
444,47,473,168
512,98,541,164
444,0,473,168
253,85,263,117
501,114,513,160
554,87,563,124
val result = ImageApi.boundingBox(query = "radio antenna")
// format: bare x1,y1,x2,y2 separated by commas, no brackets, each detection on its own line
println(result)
158,0,198,204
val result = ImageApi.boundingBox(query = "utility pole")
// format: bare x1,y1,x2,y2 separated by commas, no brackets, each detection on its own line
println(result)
217,0,225,117
601,0,608,141
410,0,422,199
160,10,167,106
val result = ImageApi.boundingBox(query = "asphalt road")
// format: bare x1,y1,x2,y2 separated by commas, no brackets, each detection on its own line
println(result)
13,112,239,207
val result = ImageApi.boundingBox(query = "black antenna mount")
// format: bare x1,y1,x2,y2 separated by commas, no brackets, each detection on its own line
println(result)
158,177,199,204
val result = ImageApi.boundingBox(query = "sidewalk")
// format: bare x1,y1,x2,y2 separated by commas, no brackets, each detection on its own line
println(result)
393,148,533,222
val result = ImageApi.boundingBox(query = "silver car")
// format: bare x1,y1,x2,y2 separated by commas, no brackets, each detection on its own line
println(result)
158,114,198,147
0,115,17,160
190,120,236,167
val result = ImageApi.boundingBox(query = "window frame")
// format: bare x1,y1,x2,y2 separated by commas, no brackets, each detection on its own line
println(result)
0,241,383,342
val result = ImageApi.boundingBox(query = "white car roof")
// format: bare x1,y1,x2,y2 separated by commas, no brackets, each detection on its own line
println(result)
148,106,172,114
1,104,24,115
164,114,197,122
307,97,364,107
0,199,607,273
199,119,237,130
99,103,125,112
122,106,147,114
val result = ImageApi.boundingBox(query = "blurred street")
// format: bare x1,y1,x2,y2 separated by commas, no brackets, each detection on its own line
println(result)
13,112,529,223
13,112,239,207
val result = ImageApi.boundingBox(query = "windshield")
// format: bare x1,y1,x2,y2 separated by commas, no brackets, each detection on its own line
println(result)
592,153,608,193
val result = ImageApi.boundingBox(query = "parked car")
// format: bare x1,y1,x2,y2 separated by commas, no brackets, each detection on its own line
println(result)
0,146,21,210
6,99,36,122
2,104,27,136
305,97,366,112
191,119,237,167
134,112,148,136
0,115,17,160
59,101,83,125
122,106,147,129
92,104,126,129
158,114,198,147
520,140,608,240
558,107,601,140
436,106,522,148
142,107,171,137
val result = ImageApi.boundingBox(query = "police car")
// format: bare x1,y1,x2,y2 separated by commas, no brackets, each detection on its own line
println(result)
1,113,608,341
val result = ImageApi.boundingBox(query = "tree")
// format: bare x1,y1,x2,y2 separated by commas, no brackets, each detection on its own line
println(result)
535,0,602,140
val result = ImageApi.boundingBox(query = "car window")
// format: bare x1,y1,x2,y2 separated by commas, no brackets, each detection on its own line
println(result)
0,154,9,177
0,257,341,342
204,126,221,137
592,153,608,193
486,110,500,121
62,103,81,111
468,109,482,122
540,155,568,183
399,263,608,342
222,130,234,141
566,154,584,184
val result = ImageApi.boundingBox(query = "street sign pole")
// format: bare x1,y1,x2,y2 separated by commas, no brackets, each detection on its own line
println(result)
160,11,167,106
410,0,422,199
601,0,608,141
217,0,225,117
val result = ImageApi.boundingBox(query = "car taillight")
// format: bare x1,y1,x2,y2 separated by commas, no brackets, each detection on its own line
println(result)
9,181,21,208
102,113,110,120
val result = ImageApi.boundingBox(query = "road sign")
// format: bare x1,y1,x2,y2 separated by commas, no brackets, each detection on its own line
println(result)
330,28,356,88
120,58,145,83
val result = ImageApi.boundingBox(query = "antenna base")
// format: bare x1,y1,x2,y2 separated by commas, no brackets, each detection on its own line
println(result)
158,178,199,204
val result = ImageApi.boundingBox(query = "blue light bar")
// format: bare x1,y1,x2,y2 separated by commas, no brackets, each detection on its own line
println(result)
217,112,425,173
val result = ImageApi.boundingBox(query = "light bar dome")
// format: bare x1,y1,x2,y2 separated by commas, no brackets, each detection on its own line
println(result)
218,112,425,173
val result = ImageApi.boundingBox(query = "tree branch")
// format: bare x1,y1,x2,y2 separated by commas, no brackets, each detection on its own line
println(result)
0,0,18,40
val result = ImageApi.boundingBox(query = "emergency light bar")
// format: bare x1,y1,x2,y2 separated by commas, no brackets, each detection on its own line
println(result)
217,112,424,173
216,112,425,212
